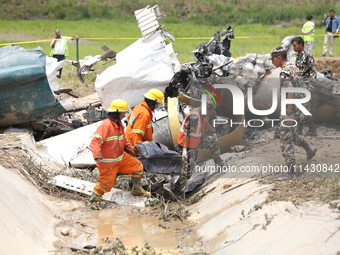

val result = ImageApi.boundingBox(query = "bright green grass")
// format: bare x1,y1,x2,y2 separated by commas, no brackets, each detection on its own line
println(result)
0,19,336,92
0,19,335,62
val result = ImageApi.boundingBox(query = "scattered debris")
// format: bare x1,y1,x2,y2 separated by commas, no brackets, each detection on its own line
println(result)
90,238,160,255
223,183,232,189
60,228,70,236
231,145,246,152
50,175,147,207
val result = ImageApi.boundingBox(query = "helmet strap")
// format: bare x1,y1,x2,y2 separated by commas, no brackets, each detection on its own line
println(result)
144,98,157,110
108,112,121,126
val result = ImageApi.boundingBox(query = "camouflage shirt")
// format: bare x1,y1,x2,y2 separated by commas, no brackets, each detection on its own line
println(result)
295,49,317,90
280,62,305,115
182,108,204,136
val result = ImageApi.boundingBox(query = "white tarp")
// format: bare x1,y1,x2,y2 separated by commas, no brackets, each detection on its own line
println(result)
95,31,181,110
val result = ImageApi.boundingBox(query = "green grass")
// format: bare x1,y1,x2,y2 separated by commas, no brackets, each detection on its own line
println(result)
0,19,338,94
0,19,336,61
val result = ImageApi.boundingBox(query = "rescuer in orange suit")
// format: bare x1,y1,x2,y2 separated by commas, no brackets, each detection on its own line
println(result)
89,99,150,209
125,89,164,154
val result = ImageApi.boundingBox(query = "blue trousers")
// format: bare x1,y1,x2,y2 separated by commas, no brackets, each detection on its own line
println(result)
53,54,65,78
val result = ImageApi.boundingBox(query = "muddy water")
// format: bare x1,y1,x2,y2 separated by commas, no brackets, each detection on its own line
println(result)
79,204,205,254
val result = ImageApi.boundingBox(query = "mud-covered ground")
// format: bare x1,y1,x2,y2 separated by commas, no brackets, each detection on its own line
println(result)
315,56,340,78
238,122,340,205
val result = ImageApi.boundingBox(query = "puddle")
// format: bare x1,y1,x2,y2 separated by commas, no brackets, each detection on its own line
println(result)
80,204,205,253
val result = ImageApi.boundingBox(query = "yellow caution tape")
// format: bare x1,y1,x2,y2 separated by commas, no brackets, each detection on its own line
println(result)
0,33,337,46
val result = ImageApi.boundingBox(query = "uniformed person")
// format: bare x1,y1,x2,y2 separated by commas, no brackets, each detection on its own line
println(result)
125,89,164,155
89,99,150,209
270,46,317,179
174,100,224,196
292,36,317,136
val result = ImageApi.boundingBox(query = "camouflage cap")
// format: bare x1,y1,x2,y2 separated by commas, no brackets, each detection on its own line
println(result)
270,46,286,59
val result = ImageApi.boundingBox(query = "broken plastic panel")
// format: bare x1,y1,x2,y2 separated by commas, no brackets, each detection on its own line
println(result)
50,175,146,206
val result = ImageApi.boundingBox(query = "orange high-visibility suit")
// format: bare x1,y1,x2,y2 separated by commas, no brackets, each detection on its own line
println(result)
177,108,206,148
90,118,143,195
125,100,153,154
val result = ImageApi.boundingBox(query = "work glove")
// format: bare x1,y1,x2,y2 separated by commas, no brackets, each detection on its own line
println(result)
182,148,187,160
212,133,218,140
95,158,102,163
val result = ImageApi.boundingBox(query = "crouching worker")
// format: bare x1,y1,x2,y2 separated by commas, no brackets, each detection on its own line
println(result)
89,99,150,209
174,100,224,198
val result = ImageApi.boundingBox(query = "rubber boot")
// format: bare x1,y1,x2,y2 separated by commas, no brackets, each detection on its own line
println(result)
305,121,317,137
300,140,317,160
131,176,150,197
89,191,102,210
278,165,297,180
295,122,303,136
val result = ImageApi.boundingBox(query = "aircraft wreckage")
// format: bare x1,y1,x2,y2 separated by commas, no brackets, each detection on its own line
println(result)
1,5,340,200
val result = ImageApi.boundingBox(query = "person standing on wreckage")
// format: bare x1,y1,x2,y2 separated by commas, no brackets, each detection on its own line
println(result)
291,36,318,137
125,89,164,155
270,47,317,179
174,100,225,198
89,99,150,210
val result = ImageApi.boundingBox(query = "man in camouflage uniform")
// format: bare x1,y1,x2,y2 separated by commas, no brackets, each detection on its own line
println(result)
271,46,317,179
292,37,318,136
174,100,223,197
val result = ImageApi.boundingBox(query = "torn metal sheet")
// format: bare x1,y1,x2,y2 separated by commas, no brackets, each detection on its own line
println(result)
77,45,117,84
95,5,180,110
36,121,103,166
134,5,162,39
69,147,95,168
0,45,74,127
50,175,146,206
134,5,175,43
95,31,180,110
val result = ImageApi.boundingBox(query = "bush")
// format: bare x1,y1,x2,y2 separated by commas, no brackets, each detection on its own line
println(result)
225,4,233,13
56,9,66,19
213,2,224,13
171,7,177,17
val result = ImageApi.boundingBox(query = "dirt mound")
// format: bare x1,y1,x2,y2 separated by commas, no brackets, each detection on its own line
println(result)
315,57,340,78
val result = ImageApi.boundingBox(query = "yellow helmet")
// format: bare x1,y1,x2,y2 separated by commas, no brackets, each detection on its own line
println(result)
107,99,128,112
143,89,164,103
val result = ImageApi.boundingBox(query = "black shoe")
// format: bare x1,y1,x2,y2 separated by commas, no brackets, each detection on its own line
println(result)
278,172,297,180
305,130,317,137
56,75,61,79
278,165,297,180
320,54,326,57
